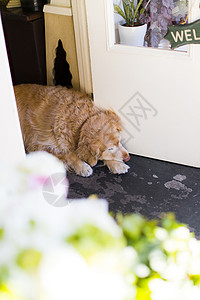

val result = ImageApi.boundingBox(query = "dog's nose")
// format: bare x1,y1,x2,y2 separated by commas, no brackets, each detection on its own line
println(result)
123,154,130,162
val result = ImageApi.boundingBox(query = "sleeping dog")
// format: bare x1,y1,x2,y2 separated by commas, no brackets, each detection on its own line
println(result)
14,84,130,177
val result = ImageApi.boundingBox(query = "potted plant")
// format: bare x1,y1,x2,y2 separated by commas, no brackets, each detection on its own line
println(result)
114,0,151,46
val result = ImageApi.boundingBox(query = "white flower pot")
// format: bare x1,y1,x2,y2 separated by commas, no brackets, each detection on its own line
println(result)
118,23,147,47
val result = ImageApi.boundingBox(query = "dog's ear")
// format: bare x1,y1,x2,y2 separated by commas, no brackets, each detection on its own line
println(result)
105,110,121,123
87,155,98,167
76,143,100,167
103,110,122,132
87,144,100,167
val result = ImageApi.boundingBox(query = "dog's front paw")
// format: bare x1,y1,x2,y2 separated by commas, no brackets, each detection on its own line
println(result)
104,160,130,174
76,161,93,177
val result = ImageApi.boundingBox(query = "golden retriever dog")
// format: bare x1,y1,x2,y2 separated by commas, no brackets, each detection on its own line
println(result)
14,84,130,177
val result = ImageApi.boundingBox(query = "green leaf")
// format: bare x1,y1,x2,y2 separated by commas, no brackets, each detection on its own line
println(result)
66,223,125,259
133,0,144,21
160,213,180,231
122,1,132,25
190,275,200,285
136,287,150,300
120,214,146,241
16,248,42,271
0,228,4,240
129,0,136,25
0,266,9,286
114,4,126,23
29,219,36,229
130,0,135,11
114,0,152,26
140,7,145,15
144,0,151,10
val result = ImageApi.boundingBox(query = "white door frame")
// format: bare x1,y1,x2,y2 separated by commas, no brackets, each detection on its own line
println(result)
71,0,93,94
0,16,25,163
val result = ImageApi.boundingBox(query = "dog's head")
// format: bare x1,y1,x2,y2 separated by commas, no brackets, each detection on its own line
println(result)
76,110,130,167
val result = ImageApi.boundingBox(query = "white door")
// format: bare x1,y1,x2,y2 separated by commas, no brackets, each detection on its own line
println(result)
0,16,25,163
85,0,200,168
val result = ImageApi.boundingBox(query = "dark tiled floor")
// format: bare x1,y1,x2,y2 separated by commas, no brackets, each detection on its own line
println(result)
67,155,200,238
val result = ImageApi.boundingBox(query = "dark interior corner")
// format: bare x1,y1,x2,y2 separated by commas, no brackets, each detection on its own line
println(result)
1,7,46,85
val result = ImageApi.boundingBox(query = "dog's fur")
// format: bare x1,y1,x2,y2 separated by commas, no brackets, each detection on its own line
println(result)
14,84,130,176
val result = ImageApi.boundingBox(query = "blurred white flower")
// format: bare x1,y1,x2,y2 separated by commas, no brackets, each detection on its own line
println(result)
62,199,123,238
0,151,68,196
18,151,66,178
149,249,167,273
163,237,187,253
149,279,200,300
6,269,39,300
189,238,200,256
0,161,19,197
1,152,200,300
39,246,90,300
171,227,190,240
88,246,137,274
154,227,168,240
149,278,177,300
39,245,128,300
134,264,150,278
161,260,186,281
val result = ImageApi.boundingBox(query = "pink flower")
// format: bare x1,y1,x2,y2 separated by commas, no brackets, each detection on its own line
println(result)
28,175,49,189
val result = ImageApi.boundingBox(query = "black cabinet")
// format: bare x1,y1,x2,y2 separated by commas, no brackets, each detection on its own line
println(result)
1,7,46,85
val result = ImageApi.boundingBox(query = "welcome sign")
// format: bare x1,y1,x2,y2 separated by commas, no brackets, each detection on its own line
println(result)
165,19,200,49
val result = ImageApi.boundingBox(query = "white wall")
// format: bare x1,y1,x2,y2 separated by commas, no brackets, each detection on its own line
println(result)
0,16,25,163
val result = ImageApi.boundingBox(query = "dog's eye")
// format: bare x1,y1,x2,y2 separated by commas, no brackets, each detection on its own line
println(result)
108,147,115,151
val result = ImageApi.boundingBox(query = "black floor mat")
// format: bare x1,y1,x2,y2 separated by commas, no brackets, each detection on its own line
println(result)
67,154,200,238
